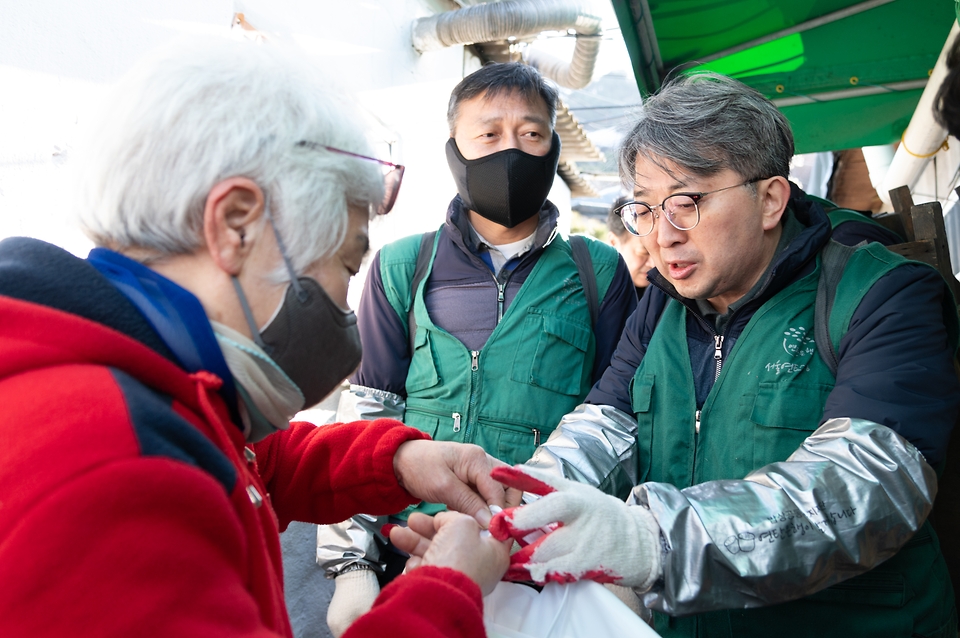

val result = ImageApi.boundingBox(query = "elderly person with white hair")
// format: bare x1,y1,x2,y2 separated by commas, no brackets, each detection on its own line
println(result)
0,40,510,638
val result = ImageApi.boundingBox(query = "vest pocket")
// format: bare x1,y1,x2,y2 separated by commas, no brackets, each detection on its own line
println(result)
631,374,654,483
749,381,832,464
473,420,541,467
405,329,441,394
511,312,591,396
402,410,442,439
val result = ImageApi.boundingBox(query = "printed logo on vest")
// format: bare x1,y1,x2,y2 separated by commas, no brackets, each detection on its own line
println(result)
782,326,815,357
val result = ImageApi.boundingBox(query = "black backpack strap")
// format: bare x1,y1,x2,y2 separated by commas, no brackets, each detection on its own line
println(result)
407,231,438,356
569,235,599,327
815,240,863,376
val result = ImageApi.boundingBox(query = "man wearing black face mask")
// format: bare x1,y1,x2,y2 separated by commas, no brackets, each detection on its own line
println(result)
319,62,638,636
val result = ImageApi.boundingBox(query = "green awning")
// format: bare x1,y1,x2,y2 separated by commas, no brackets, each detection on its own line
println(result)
611,0,957,153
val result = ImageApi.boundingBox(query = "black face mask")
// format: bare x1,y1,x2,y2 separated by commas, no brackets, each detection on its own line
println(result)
259,277,362,409
445,131,561,228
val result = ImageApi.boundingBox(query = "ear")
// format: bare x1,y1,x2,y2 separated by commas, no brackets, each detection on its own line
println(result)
607,232,620,248
202,177,266,276
758,176,791,231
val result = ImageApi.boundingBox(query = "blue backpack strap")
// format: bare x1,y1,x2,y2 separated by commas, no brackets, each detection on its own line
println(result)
569,235,599,326
814,240,861,376
565,234,619,326
407,231,438,355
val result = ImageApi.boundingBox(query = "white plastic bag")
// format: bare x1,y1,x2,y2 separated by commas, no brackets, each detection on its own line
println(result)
483,581,661,638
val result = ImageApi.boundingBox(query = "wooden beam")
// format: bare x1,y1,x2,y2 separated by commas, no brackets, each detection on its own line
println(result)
888,186,916,241
911,202,960,302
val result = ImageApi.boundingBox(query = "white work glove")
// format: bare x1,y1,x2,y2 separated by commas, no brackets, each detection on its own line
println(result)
326,568,380,638
489,465,662,591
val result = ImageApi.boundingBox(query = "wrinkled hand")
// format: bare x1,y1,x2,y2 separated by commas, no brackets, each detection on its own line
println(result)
388,512,510,596
393,440,522,526
489,465,662,590
326,569,380,638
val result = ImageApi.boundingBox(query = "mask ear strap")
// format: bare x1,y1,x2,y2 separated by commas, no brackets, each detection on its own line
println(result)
263,193,308,303
231,276,270,352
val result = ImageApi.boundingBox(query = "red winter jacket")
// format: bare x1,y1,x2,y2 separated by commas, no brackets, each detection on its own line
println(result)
0,238,487,638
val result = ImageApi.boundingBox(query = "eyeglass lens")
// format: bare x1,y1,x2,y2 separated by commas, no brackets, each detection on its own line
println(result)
379,164,404,215
621,194,700,236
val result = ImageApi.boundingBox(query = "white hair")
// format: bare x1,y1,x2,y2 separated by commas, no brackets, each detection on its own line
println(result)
75,38,383,274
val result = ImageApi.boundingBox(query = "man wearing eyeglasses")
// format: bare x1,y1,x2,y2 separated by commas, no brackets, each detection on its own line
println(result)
319,62,638,636
487,72,960,637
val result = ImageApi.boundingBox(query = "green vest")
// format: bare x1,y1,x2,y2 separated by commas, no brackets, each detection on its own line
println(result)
381,230,618,516
632,243,957,637
827,206,904,242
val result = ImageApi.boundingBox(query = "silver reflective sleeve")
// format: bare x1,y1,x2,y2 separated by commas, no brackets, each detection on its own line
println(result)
632,418,937,616
525,404,639,499
316,514,388,577
335,384,405,422
317,385,405,577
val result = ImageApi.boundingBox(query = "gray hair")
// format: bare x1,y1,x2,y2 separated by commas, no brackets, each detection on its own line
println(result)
618,72,794,188
447,62,558,134
76,39,383,276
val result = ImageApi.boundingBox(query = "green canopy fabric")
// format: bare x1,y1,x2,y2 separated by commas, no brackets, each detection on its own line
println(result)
611,0,957,153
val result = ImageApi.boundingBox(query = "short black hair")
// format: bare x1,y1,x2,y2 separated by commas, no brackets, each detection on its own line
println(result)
607,196,630,236
935,37,960,139
447,62,558,134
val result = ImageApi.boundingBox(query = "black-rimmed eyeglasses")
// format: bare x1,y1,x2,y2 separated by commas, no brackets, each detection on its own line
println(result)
614,177,768,237
295,141,405,215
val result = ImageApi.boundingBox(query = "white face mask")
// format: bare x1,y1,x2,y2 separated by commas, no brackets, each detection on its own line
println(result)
211,321,305,443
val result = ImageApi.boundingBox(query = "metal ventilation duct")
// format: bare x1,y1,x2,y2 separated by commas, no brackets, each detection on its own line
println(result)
412,0,603,90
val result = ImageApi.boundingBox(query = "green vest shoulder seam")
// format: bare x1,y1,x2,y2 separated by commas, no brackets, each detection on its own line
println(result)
379,231,437,327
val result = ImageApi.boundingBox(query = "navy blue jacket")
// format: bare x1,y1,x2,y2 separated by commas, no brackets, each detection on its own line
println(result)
587,190,959,466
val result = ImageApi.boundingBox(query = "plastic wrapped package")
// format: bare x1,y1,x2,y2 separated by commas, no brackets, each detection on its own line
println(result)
483,581,660,638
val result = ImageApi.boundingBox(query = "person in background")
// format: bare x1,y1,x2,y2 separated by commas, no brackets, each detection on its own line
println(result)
936,32,960,138
608,195,656,299
318,61,637,637
490,72,960,637
0,39,514,638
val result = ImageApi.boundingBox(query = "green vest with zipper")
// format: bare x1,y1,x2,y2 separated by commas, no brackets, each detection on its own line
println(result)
632,242,956,637
380,230,618,517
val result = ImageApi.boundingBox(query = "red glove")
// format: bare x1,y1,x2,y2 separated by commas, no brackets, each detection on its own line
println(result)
489,465,662,590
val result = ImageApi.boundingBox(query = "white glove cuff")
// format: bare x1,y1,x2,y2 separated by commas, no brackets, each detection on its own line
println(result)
327,569,381,638
628,506,663,592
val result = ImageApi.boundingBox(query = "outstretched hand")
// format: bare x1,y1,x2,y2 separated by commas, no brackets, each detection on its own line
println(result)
388,511,510,596
489,465,662,590
393,440,523,526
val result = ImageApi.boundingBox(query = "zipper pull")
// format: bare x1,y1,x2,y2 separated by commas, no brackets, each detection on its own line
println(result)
246,484,263,508
532,428,541,447
452,412,462,433
497,283,505,323
695,409,701,435
471,350,479,371
713,335,724,379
